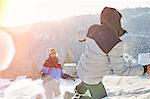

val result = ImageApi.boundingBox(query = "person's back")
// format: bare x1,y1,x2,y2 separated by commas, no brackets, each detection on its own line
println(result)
77,34,143,85
75,7,150,99
77,37,110,85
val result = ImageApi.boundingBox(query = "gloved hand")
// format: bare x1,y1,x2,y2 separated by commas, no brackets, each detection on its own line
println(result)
144,64,150,75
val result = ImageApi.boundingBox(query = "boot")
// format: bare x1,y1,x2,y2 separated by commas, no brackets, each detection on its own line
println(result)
64,91,74,99
64,91,82,99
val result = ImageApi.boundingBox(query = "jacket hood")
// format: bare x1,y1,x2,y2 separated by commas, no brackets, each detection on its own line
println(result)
101,7,125,37
86,24,121,54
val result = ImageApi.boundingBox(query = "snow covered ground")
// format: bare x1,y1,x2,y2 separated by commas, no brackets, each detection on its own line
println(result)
103,75,150,99
0,75,149,99
0,55,150,99
0,77,81,99
0,78,45,99
53,79,81,99
58,75,150,99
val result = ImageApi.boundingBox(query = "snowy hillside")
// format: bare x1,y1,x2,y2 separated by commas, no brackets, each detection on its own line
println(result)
0,7,150,80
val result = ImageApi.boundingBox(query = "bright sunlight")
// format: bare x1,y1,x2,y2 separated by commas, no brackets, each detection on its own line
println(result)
0,0,150,27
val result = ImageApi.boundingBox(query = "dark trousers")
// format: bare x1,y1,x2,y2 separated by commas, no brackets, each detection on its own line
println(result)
75,82,107,99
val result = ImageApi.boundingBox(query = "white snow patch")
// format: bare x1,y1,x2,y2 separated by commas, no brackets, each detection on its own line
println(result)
138,53,150,65
0,78,44,99
102,75,150,99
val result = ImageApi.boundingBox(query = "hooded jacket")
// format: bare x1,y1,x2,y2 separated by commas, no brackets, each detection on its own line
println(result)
86,24,121,54
77,7,144,85
87,7,125,54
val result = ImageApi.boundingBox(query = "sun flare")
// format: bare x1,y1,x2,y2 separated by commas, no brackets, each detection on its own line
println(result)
0,0,7,23
0,29,15,71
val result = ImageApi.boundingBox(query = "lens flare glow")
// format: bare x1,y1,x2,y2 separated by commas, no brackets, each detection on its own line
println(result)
1,0,150,27
0,29,15,71
0,0,7,24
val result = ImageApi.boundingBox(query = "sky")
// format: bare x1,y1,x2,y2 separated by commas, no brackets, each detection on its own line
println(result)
0,0,150,27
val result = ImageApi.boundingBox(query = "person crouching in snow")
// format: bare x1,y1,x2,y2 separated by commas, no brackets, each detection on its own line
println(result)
74,7,150,99
40,48,62,99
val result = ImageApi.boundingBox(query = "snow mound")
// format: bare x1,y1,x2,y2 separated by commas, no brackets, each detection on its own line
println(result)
0,78,44,99
103,75,150,99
